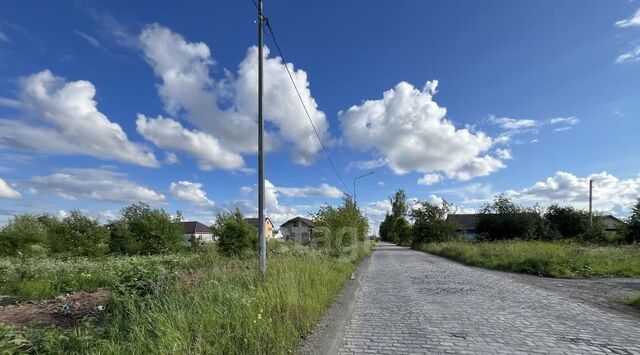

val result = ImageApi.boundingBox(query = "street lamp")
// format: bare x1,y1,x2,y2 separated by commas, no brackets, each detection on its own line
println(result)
353,171,375,207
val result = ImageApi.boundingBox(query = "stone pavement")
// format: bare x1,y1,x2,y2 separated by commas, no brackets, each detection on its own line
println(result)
338,243,640,354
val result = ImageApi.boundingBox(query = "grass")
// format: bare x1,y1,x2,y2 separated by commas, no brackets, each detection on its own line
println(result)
0,241,372,354
625,294,640,308
417,240,640,278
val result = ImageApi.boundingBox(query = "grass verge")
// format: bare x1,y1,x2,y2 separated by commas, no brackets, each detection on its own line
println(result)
1,241,372,354
417,240,640,278
625,294,640,308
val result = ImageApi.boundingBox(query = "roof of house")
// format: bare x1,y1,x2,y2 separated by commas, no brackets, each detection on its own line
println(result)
601,215,626,230
244,217,273,229
182,221,211,234
281,216,314,229
446,214,480,231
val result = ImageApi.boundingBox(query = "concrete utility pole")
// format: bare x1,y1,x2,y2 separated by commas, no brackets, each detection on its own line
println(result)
257,0,266,275
589,179,593,228
353,171,375,207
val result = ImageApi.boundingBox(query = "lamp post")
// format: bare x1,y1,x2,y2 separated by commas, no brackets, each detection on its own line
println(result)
353,171,375,207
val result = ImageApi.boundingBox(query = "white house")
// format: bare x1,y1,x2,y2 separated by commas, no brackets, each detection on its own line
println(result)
182,221,214,244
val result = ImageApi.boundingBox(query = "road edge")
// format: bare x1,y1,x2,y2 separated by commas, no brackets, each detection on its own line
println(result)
297,248,374,355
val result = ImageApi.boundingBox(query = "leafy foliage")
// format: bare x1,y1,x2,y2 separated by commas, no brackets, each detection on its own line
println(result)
0,214,49,256
311,195,369,256
411,200,455,246
213,209,257,256
378,213,394,242
389,217,412,246
476,195,550,241
48,210,109,256
626,198,640,244
544,204,589,238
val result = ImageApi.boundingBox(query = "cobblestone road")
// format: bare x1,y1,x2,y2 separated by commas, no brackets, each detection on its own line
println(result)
338,243,640,354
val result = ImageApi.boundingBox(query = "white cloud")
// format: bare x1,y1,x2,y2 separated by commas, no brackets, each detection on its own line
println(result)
347,158,387,170
340,81,504,181
616,45,640,63
417,173,441,186
74,30,105,50
508,171,640,214
276,183,343,198
138,24,330,167
554,126,573,132
495,148,512,160
549,116,579,125
165,152,179,165
488,115,539,130
615,9,640,28
170,181,214,207
29,168,165,204
0,32,9,43
136,114,244,171
0,70,158,167
0,178,21,199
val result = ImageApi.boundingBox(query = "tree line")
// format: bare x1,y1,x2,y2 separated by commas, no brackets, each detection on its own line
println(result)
379,189,640,246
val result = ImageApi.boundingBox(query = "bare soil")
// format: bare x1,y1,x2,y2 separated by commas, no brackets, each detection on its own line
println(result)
0,288,110,328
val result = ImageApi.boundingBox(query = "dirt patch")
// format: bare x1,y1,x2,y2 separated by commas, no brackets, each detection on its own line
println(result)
0,288,110,328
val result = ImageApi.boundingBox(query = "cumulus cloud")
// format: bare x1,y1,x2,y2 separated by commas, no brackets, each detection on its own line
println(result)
0,70,158,167
138,24,330,167
170,181,214,207
417,173,441,186
340,81,504,181
276,183,343,198
507,171,640,214
136,114,244,171
0,178,21,199
29,168,165,204
615,9,640,28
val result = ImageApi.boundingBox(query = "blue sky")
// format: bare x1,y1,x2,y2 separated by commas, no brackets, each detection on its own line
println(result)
1,1,639,231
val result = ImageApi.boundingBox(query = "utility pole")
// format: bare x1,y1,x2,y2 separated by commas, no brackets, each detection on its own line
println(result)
353,171,375,207
589,179,593,228
257,0,266,275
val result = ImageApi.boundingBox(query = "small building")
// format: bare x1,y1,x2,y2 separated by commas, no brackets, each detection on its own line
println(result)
601,215,626,235
244,217,274,239
182,221,214,244
447,214,479,238
280,216,315,244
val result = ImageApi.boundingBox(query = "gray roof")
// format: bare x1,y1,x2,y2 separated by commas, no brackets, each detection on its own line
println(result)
446,214,479,231
281,216,314,229
182,221,211,234
601,215,626,230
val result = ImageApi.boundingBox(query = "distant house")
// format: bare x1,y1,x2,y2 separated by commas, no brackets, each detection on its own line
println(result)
182,221,214,244
280,217,315,244
601,215,626,235
244,217,274,239
447,214,479,238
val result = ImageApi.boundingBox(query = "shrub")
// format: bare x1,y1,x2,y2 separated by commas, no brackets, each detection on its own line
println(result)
390,217,412,246
109,203,183,255
411,200,455,246
476,195,547,241
0,214,49,256
378,213,393,242
626,198,640,244
545,204,589,238
48,210,109,256
311,195,369,256
213,210,257,256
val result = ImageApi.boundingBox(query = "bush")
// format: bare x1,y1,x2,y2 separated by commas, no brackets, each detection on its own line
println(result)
311,195,369,256
545,204,589,238
378,213,393,242
476,195,548,241
213,210,257,256
0,214,49,256
108,203,184,255
626,198,640,244
411,201,455,246
48,210,109,256
390,217,412,246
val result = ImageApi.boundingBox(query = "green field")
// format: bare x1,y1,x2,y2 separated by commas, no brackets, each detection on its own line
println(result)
417,240,640,278
0,242,371,354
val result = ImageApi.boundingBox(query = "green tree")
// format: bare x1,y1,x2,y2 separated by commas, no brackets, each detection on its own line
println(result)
48,210,109,256
390,189,409,218
213,209,257,256
626,198,640,244
476,195,548,240
311,194,369,256
411,200,455,246
109,202,183,255
544,204,589,239
390,217,412,246
378,212,393,242
0,214,49,256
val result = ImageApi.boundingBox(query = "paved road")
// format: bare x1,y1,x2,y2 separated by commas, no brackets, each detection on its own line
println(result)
338,243,640,354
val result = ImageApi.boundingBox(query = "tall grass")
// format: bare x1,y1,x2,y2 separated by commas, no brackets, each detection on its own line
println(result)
1,242,371,353
418,240,640,278
625,294,640,308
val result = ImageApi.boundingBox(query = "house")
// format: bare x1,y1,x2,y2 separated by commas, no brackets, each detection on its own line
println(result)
447,214,479,238
244,217,274,239
601,215,626,235
280,216,315,244
182,221,214,244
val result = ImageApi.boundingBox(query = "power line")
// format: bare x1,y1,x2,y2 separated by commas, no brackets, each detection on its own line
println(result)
263,18,352,195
